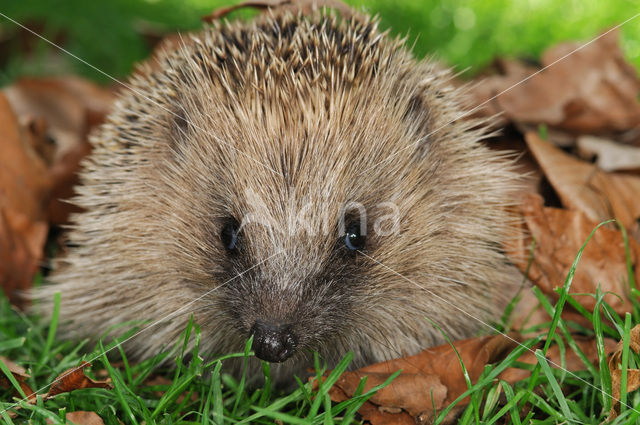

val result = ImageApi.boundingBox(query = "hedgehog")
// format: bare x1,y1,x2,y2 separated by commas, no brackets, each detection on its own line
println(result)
33,8,520,383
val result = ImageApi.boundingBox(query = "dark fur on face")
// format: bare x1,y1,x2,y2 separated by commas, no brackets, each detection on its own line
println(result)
33,10,520,383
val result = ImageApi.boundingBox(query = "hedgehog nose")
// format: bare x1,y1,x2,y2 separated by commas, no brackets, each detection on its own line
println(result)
250,321,297,363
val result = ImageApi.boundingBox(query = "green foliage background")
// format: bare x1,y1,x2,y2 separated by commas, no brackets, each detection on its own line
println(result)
1,0,639,85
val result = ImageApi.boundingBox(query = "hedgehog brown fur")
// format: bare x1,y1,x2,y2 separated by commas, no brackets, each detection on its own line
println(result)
33,9,521,382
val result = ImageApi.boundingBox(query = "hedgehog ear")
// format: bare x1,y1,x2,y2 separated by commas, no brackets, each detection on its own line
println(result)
403,92,430,131
402,91,432,157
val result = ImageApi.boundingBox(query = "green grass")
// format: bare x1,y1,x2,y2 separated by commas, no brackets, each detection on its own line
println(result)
0,299,394,424
2,220,640,423
0,0,639,85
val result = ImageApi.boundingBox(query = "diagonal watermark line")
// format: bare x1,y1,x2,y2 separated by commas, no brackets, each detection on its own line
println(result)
0,250,283,415
0,11,281,177
358,11,640,177
357,249,640,414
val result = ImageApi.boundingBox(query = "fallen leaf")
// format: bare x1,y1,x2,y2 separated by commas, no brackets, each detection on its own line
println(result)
0,210,48,306
0,355,35,403
526,132,640,231
500,336,616,383
577,135,640,172
3,77,114,224
608,324,640,418
328,334,520,424
0,93,51,221
335,370,447,417
3,77,112,161
329,331,613,424
509,192,639,314
0,93,50,305
46,361,111,399
327,383,416,424
471,30,640,134
46,411,105,425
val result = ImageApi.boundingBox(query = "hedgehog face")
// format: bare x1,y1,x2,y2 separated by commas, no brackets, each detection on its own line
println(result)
211,200,380,363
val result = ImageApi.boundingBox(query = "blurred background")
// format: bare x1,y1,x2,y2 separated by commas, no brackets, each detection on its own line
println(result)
1,0,639,86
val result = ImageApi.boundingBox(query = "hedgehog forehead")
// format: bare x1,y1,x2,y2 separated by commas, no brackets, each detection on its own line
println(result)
195,73,419,184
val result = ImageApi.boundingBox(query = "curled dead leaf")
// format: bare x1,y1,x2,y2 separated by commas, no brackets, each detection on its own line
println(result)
0,93,50,306
0,93,51,221
0,209,48,307
0,355,35,403
509,192,638,314
3,77,114,224
336,371,447,417
608,324,640,419
526,132,640,233
471,30,640,134
46,361,111,399
328,334,520,424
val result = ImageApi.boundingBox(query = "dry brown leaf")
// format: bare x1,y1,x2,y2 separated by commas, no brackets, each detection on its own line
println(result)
0,93,50,305
203,0,354,22
608,325,640,418
46,361,112,399
0,209,48,306
577,135,640,172
509,192,638,314
500,336,616,383
329,332,613,424
610,369,640,419
3,77,114,224
0,355,35,403
357,400,417,425
336,371,447,417
3,77,112,161
471,30,640,133
328,334,520,424
46,411,106,425
526,132,640,231
0,93,51,221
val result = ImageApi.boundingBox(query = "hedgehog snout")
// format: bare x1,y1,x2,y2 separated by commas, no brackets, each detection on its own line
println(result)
250,320,298,363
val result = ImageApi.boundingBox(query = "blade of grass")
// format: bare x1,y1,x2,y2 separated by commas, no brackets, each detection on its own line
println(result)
232,336,254,416
0,337,26,351
533,287,597,377
0,356,28,399
36,292,60,374
306,351,354,420
486,386,525,425
620,312,632,415
535,349,574,420
593,287,613,413
427,317,478,422
211,361,223,425
98,342,140,425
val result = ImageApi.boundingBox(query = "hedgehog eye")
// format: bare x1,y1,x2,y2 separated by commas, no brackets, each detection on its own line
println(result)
220,218,240,251
344,222,366,251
